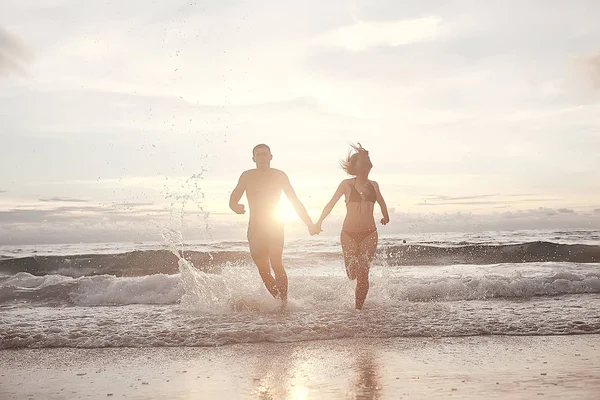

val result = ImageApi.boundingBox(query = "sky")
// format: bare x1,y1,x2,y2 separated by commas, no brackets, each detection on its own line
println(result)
1,0,599,244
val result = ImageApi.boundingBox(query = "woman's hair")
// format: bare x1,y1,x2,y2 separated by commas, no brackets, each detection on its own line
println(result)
340,142,369,176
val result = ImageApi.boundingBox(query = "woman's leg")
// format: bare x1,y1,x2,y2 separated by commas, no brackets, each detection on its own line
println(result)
355,231,378,310
341,231,360,280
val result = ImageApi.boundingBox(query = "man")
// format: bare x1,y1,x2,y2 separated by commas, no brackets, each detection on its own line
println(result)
229,144,318,304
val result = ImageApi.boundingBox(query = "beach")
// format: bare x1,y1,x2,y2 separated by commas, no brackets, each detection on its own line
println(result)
1,335,599,399
3,0,600,397
2,231,600,398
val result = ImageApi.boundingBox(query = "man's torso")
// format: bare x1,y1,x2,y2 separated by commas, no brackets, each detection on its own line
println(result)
245,168,285,229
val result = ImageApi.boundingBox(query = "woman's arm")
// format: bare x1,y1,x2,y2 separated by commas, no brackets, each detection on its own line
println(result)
317,181,346,228
372,181,390,225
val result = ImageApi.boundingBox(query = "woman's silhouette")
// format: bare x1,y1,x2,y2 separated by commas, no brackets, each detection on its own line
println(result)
316,143,390,309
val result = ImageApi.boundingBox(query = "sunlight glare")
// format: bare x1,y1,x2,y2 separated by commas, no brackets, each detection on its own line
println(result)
291,386,309,400
276,194,299,222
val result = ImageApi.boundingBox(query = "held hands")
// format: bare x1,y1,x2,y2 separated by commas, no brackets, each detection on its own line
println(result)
231,204,246,215
308,222,322,236
380,216,390,225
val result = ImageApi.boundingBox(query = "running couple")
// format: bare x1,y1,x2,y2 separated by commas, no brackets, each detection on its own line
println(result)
229,143,390,310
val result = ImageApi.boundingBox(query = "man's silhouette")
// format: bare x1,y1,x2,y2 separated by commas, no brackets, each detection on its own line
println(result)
229,144,318,303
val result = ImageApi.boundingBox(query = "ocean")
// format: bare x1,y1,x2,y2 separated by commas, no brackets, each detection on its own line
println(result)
1,229,599,349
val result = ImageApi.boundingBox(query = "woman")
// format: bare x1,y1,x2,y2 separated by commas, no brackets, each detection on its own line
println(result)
316,143,390,309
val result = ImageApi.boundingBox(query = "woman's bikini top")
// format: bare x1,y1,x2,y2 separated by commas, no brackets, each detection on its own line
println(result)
347,179,377,203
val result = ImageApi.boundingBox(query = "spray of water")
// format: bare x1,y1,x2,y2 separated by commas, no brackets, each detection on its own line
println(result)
155,161,263,314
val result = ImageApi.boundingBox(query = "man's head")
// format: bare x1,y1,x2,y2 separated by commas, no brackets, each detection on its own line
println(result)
252,144,272,166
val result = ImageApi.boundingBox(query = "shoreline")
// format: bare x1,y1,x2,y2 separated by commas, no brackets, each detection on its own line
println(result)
1,335,599,399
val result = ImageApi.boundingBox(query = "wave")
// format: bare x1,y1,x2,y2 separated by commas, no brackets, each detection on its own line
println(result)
384,241,600,265
1,265,599,307
2,259,600,349
2,278,599,349
0,272,183,306
1,241,599,277
0,250,250,277
3,314,598,349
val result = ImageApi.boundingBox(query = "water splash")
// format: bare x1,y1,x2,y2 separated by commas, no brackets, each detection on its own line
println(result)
168,169,283,313
177,259,281,314
156,161,245,313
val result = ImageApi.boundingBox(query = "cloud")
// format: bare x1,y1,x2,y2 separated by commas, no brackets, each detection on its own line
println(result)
39,197,89,203
579,50,600,90
419,194,496,204
416,194,557,206
0,27,31,76
556,208,575,214
0,207,109,224
113,202,155,207
383,207,600,234
418,201,509,206
112,201,156,211
1,203,599,245
501,207,576,219
0,205,235,245
317,16,442,51
0,205,178,245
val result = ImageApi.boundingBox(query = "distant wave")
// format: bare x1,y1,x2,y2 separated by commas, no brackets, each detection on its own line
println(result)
384,241,600,265
1,241,599,277
0,250,250,277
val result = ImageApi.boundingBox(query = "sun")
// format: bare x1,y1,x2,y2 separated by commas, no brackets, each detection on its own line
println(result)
276,195,299,222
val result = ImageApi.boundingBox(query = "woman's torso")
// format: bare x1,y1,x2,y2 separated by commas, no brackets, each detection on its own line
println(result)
342,178,377,232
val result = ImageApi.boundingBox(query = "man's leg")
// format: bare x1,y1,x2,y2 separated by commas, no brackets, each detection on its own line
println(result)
268,229,287,301
248,230,280,299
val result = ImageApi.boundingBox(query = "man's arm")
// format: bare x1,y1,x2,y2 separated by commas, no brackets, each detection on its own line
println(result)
229,172,247,214
372,181,390,225
281,172,314,227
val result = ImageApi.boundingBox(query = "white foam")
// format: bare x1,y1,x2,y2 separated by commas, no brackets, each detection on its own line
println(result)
1,272,74,288
2,291,599,349
178,259,282,314
2,264,600,308
72,273,183,306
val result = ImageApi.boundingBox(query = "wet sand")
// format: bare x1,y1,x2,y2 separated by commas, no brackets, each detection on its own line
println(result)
1,335,599,399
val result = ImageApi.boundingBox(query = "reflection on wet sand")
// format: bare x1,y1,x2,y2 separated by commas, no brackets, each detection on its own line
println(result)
248,342,382,399
250,343,293,399
351,350,381,400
